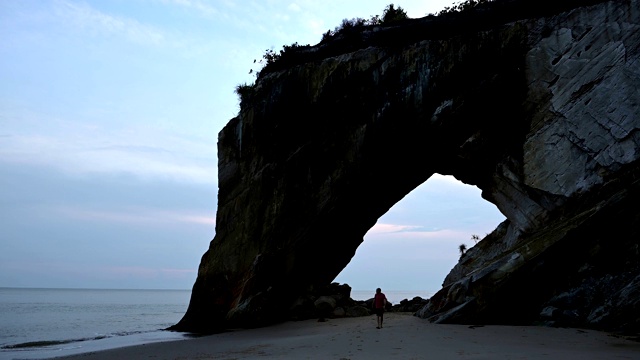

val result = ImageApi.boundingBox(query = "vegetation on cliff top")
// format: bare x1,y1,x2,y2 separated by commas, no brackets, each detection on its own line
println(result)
234,0,604,104
251,1,496,76
234,0,500,104
319,3,409,44
248,3,410,80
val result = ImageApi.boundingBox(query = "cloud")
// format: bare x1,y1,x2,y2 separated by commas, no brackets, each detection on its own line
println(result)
45,1,243,61
55,205,216,227
305,18,326,36
156,0,264,35
288,3,302,12
0,119,217,185
54,0,166,46
176,214,217,226
0,260,197,288
366,225,470,243
107,266,196,279
162,0,219,17
367,223,425,234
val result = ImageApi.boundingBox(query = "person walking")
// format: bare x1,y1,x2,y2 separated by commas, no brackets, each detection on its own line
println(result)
373,288,388,329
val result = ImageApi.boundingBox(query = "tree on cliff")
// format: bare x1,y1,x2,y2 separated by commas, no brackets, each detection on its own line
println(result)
381,4,408,24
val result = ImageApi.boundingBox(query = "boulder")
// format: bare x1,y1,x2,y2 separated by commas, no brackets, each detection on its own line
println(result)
346,306,371,317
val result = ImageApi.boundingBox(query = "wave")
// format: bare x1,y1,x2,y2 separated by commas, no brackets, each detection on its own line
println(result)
1,330,152,350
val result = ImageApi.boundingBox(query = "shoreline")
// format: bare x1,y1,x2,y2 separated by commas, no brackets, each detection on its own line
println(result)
47,312,640,360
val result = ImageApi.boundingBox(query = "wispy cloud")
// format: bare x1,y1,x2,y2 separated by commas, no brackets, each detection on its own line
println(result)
368,223,425,234
288,3,302,12
0,260,197,287
366,224,470,244
176,214,217,226
54,0,166,46
0,119,217,184
161,0,219,17
56,205,216,227
107,266,196,279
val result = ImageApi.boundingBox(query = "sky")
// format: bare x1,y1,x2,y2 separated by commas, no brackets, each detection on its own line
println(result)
0,0,505,295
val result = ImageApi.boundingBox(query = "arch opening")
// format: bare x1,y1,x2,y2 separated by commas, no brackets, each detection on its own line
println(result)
333,174,505,302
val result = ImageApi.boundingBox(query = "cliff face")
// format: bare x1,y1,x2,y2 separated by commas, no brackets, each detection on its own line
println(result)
172,0,640,334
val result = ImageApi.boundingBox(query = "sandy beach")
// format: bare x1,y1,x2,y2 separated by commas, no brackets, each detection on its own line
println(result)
49,312,640,360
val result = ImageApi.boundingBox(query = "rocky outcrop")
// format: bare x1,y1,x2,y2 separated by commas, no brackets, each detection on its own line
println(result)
171,0,640,335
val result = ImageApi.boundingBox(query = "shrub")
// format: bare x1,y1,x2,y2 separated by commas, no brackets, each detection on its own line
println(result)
458,243,467,257
234,83,254,103
339,17,368,30
321,29,334,43
438,0,493,15
381,3,408,24
250,42,309,78
368,14,382,26
471,234,479,244
319,3,408,44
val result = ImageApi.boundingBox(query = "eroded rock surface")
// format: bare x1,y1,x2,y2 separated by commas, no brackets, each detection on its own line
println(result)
171,0,640,334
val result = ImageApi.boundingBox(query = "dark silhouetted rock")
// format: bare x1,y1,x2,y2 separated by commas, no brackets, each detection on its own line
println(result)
346,306,371,317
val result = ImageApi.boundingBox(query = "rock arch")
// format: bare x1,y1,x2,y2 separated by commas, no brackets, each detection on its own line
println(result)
172,0,640,334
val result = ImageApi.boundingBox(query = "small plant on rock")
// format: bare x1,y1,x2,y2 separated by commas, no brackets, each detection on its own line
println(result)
458,243,467,257
471,234,479,244
234,83,254,103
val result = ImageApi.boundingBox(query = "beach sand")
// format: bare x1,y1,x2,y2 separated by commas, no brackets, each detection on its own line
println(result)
51,312,640,359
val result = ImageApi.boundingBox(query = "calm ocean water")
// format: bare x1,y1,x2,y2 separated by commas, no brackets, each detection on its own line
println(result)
350,290,432,304
0,288,192,360
0,287,432,360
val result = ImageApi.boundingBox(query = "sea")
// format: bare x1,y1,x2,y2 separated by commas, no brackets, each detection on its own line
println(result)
350,290,432,304
0,288,192,360
0,287,432,360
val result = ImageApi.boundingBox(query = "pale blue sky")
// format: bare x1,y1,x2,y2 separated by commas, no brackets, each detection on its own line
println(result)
0,0,504,295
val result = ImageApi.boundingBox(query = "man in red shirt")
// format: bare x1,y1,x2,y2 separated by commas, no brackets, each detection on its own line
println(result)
373,288,388,329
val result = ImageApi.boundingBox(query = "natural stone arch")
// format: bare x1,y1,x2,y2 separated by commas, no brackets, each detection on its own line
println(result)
172,0,640,334
174,21,538,333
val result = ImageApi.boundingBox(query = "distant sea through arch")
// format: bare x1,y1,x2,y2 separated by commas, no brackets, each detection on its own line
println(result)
350,290,432,304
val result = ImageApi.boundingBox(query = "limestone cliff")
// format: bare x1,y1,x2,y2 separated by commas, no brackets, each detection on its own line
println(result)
171,0,640,334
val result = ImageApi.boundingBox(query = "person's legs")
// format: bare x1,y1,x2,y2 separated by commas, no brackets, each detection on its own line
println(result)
380,312,384,328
